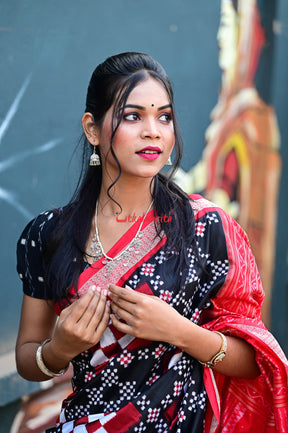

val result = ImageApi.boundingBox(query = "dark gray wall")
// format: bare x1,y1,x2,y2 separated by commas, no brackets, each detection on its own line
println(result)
0,0,287,414
0,0,220,404
0,0,220,352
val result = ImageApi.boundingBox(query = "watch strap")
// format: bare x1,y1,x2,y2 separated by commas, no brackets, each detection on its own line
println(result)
199,331,227,368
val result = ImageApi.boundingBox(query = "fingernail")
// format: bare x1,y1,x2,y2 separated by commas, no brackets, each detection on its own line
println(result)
103,289,108,296
125,285,132,290
90,285,96,292
96,286,101,293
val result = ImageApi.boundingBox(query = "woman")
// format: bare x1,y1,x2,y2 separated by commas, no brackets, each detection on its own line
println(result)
16,52,288,432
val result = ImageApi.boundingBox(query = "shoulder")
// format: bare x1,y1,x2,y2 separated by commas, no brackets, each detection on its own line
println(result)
17,207,63,250
16,206,66,299
189,193,225,219
189,195,264,305
188,194,252,271
188,193,249,243
188,196,265,317
189,194,225,228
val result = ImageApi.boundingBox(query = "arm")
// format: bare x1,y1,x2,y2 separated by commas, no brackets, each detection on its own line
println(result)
16,295,58,381
169,312,260,378
108,206,267,380
108,284,260,379
16,287,110,381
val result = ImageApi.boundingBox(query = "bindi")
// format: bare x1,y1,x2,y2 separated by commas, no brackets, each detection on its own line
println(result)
151,104,154,107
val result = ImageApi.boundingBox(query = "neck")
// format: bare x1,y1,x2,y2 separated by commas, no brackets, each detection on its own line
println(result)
98,176,154,216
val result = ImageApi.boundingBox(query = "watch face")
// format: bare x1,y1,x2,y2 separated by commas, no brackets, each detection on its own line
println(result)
214,352,226,365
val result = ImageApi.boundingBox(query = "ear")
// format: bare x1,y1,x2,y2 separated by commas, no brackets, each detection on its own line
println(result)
81,112,100,145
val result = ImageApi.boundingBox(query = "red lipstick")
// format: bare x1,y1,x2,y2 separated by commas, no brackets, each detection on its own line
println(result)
136,146,162,160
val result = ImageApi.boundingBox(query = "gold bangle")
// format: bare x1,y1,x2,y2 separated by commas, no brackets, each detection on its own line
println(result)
199,331,227,368
36,339,69,377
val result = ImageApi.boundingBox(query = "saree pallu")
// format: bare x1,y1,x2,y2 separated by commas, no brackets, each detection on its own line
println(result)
48,195,288,433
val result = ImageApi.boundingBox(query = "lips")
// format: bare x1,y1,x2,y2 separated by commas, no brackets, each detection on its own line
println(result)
136,146,162,161
136,146,162,155
139,150,159,154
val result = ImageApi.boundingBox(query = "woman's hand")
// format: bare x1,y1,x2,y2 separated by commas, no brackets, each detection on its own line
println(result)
108,284,260,379
108,284,182,343
47,286,110,365
16,287,110,381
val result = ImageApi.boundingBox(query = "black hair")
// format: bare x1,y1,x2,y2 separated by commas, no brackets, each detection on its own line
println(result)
44,52,196,302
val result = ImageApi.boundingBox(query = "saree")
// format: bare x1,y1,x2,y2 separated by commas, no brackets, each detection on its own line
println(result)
42,195,288,433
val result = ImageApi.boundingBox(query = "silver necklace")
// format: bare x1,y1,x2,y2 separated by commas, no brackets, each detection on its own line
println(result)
88,200,154,271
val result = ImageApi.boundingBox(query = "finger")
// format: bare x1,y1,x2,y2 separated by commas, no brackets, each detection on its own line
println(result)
109,293,135,313
66,286,98,322
108,284,138,303
89,289,109,330
111,302,135,324
94,301,111,340
77,288,104,329
110,313,135,336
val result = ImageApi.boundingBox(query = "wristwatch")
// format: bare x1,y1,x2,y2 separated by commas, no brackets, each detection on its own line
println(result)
199,331,227,368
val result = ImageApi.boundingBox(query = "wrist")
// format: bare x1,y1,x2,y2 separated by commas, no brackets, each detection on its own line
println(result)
169,315,194,349
199,331,227,368
171,318,227,366
40,339,70,376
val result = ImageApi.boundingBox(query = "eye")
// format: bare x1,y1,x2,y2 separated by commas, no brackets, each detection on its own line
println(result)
123,112,140,121
159,112,172,123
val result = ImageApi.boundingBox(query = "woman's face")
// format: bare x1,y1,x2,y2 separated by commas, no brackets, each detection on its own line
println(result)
97,77,175,182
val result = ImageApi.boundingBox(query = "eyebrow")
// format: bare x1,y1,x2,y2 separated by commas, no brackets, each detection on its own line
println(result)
124,104,172,111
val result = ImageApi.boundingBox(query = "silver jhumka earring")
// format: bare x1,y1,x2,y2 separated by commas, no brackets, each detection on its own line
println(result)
89,146,101,166
165,156,172,166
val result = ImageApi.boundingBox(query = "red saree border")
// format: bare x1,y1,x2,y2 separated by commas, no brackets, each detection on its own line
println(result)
78,207,157,287
77,218,166,297
56,210,167,311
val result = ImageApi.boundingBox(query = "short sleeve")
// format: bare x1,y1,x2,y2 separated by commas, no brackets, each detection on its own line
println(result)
16,210,58,299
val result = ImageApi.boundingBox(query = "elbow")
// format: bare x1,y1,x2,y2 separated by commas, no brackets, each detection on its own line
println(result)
15,350,31,381
244,359,261,380
15,344,46,382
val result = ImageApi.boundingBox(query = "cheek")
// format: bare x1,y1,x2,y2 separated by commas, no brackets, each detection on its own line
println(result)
99,123,111,146
166,128,175,148
112,125,134,148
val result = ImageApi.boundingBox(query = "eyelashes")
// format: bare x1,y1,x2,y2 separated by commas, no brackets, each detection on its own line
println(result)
159,113,172,123
123,113,140,121
123,112,172,123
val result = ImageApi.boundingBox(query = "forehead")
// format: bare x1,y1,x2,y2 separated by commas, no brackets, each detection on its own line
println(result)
126,77,170,105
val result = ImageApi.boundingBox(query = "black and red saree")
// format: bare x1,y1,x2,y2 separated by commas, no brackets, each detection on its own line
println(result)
18,195,288,432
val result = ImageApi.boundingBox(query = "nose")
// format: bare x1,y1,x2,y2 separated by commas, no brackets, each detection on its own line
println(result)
140,118,160,139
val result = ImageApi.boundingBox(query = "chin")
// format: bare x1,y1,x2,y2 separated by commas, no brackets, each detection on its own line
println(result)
131,168,161,179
